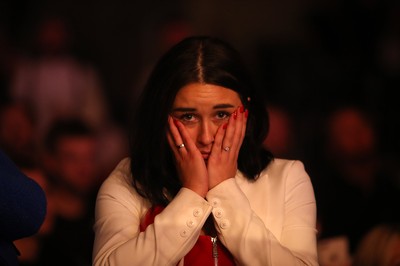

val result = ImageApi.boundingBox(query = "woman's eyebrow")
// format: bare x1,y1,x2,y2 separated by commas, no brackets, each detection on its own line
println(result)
171,107,196,112
213,104,235,109
172,104,235,112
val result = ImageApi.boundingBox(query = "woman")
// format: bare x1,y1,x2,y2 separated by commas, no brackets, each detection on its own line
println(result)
93,36,318,265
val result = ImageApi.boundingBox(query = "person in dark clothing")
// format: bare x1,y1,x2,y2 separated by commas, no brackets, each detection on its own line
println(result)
0,149,47,266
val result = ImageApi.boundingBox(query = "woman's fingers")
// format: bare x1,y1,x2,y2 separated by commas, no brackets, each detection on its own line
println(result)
167,116,186,156
240,108,248,143
167,116,208,197
173,119,198,153
230,106,246,157
208,106,246,189
211,106,247,158
221,110,236,155
211,120,228,156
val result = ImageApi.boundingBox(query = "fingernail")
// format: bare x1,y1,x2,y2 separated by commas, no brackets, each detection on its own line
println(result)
240,105,244,113
233,111,237,119
245,109,248,118
223,123,228,129
173,119,179,126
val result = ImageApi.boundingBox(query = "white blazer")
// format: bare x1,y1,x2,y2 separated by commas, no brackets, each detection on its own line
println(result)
93,158,318,266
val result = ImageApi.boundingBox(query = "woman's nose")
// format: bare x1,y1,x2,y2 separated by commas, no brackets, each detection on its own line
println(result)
197,121,216,146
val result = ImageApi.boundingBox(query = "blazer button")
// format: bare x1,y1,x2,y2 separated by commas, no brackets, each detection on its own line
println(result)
193,208,203,217
186,219,195,228
213,208,224,218
210,198,221,207
180,229,188,237
219,219,230,229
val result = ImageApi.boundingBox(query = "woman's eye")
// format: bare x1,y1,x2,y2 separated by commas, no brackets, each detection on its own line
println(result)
216,111,230,120
180,113,195,122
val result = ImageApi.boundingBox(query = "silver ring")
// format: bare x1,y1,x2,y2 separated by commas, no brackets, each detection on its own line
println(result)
177,143,185,149
223,146,231,152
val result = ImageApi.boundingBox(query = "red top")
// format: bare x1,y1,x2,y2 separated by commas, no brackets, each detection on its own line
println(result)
140,206,236,265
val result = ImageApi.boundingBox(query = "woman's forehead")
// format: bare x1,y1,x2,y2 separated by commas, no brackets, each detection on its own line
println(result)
173,83,241,106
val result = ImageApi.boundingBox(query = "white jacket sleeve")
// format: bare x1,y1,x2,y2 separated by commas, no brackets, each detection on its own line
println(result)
206,160,318,266
92,159,213,266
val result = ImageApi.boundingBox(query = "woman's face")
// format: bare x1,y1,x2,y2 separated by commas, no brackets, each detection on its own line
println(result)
171,83,242,157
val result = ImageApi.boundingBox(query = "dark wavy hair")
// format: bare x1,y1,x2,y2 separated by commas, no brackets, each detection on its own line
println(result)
129,36,273,206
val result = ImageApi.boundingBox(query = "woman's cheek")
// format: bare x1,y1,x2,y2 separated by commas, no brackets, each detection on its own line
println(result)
185,126,199,143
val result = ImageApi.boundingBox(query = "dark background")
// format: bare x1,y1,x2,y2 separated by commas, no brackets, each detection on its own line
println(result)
1,0,399,157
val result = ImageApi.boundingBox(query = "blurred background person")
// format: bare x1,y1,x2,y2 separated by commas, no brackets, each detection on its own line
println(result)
312,104,400,262
352,223,400,266
0,101,37,168
263,104,299,159
317,235,352,266
9,15,110,147
37,118,102,266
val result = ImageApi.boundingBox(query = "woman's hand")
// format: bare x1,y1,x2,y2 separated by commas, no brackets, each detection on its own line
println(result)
207,106,247,189
167,116,209,197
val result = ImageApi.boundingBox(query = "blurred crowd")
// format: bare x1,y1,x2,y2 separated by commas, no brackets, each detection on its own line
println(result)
1,1,400,265
0,16,128,266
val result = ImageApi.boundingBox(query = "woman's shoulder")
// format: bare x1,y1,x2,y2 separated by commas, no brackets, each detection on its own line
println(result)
95,157,151,224
98,157,134,194
261,158,308,180
267,158,305,170
107,157,132,179
264,158,304,173
256,158,314,199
